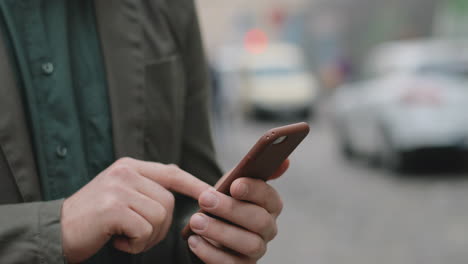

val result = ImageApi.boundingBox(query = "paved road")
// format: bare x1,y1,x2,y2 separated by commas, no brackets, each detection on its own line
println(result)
212,114,468,264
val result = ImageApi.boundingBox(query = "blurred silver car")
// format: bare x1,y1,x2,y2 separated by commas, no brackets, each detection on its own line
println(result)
333,39,468,170
238,43,319,118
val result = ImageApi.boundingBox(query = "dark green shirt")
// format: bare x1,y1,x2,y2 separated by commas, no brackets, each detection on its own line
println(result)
0,0,114,201
0,1,119,263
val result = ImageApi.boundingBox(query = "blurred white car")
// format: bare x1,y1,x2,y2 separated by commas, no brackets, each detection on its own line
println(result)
238,43,319,118
333,39,468,170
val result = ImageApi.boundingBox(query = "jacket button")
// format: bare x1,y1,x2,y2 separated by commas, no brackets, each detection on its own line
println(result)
56,146,68,159
42,62,54,75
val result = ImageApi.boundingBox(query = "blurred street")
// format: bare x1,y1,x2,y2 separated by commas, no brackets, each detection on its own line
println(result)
213,108,468,264
197,0,468,262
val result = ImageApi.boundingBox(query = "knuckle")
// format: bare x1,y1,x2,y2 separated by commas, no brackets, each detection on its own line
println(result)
270,222,279,240
141,222,154,240
102,193,124,213
158,188,175,209
165,164,180,175
103,174,132,193
246,237,266,258
127,245,140,254
165,191,175,209
167,163,179,168
154,205,168,225
152,191,174,220
265,184,283,215
262,212,274,227
130,240,148,255
104,182,128,198
129,243,144,255
108,165,134,181
224,195,236,212
257,214,275,235
116,157,134,166
129,224,153,254
276,197,284,215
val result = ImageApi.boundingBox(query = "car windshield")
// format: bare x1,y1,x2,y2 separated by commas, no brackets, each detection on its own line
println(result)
416,61,468,79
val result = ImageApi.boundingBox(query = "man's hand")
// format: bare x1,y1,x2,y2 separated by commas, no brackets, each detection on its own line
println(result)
187,160,289,263
61,158,210,263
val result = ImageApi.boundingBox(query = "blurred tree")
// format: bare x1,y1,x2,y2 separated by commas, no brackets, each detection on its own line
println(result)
450,0,468,14
434,0,468,38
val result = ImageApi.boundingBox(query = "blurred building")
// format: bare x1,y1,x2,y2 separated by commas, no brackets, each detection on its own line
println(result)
304,0,439,77
196,0,444,92
434,0,468,37
197,0,441,62
196,0,309,54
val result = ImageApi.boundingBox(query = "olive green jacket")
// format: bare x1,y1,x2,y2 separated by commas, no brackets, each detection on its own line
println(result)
0,0,222,263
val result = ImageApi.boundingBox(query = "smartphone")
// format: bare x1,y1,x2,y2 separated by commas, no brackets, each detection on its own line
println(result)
181,122,310,239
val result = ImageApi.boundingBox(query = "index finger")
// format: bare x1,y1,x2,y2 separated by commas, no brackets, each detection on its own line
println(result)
230,178,283,217
120,158,211,199
268,159,290,181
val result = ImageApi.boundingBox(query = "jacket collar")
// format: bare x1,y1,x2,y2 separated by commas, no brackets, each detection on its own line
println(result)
0,0,146,201
0,31,42,202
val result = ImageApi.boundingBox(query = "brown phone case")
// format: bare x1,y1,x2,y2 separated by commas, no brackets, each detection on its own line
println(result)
181,122,310,240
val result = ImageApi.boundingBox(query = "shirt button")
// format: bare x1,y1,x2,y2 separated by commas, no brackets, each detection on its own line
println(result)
56,146,68,159
42,62,54,75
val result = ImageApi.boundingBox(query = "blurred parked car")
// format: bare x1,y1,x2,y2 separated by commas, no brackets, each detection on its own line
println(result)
333,39,468,171
238,43,320,119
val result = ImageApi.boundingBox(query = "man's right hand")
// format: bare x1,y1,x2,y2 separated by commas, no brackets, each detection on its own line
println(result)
61,158,210,264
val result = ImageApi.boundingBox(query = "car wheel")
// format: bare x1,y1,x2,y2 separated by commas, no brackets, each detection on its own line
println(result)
251,106,270,120
337,124,356,160
299,109,309,119
379,130,406,172
342,141,356,160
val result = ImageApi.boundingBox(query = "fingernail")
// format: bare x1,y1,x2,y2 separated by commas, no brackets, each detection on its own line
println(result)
236,183,249,198
188,235,201,249
191,214,208,231
199,191,218,209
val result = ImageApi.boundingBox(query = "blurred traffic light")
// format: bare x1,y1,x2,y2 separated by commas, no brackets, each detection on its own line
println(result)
244,29,269,54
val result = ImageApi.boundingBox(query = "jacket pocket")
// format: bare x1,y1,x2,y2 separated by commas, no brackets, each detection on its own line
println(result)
144,55,186,163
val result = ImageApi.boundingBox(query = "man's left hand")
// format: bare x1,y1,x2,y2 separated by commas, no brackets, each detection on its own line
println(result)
187,160,289,263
